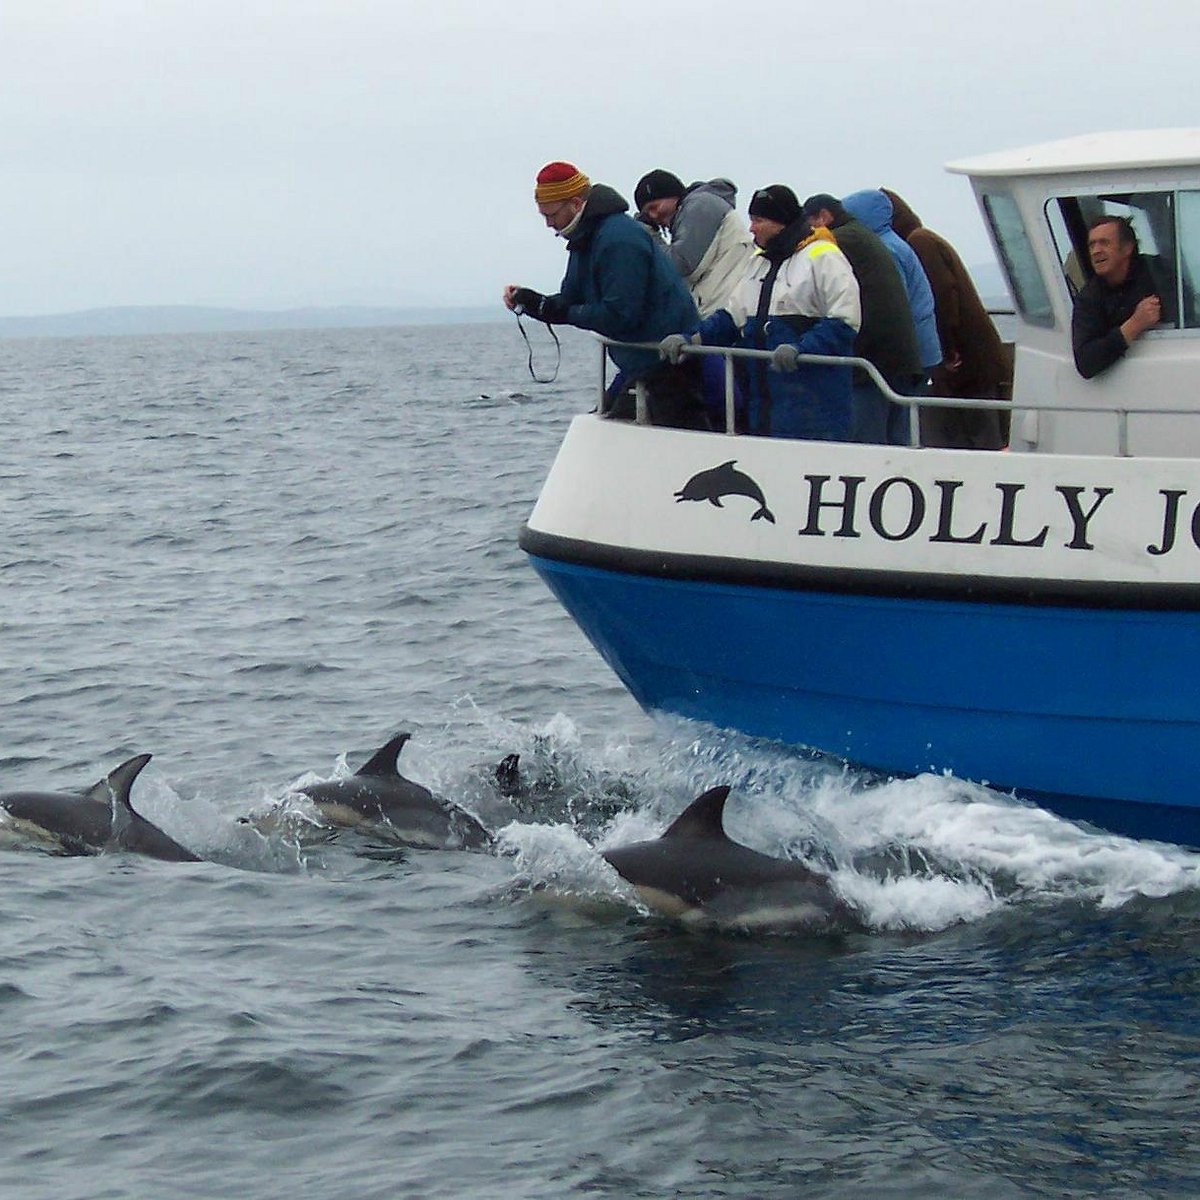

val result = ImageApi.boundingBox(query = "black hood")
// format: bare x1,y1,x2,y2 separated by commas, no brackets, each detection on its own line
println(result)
566,183,630,248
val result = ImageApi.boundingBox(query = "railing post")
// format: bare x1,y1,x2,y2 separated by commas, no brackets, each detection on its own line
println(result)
635,380,650,425
724,353,736,434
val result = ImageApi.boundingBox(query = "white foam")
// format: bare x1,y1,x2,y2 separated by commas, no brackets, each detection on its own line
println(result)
495,820,634,904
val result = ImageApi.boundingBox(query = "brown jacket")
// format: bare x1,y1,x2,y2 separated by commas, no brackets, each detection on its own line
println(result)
883,189,1009,448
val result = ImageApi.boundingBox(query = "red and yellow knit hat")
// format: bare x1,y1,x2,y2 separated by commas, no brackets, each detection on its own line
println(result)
535,162,590,204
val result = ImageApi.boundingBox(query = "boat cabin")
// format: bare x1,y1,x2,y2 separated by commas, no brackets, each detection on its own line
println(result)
948,130,1200,458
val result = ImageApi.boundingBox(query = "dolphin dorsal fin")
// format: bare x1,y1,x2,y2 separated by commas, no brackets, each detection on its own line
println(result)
662,785,732,840
82,754,153,811
356,733,411,779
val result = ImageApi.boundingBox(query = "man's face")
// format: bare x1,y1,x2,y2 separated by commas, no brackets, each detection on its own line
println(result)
640,197,679,229
1088,220,1135,285
537,196,585,234
750,214,785,249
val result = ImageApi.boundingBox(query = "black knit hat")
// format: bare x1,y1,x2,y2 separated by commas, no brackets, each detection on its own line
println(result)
802,193,845,222
749,184,801,226
634,169,685,213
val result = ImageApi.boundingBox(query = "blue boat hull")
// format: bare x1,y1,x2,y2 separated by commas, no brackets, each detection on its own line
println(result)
526,553,1200,847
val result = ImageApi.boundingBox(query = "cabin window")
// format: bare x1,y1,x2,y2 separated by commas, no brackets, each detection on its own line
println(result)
1045,191,1185,329
1177,191,1200,328
982,192,1053,327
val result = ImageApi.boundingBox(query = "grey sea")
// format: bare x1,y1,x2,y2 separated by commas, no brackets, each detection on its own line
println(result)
1,321,1198,1199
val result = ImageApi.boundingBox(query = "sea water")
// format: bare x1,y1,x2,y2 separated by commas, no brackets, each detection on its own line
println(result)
0,321,1197,1199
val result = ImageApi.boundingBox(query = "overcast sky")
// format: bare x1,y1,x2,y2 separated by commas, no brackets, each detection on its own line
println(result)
1,0,1196,315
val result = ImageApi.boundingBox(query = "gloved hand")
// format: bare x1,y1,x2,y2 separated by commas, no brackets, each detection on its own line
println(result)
510,287,547,318
770,343,800,372
659,333,697,365
511,288,569,324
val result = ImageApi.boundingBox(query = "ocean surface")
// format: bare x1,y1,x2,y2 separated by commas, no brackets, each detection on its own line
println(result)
0,321,1197,1199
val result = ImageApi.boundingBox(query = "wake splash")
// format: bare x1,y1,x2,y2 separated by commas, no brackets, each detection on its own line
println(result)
481,715,1200,934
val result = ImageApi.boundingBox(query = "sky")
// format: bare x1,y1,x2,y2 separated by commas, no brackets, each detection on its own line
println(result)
1,0,1197,316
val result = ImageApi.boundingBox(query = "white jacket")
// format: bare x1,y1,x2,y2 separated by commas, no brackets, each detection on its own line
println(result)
725,237,862,333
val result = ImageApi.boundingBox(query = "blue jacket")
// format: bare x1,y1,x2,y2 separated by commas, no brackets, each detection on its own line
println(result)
554,184,699,379
699,309,856,441
842,189,942,370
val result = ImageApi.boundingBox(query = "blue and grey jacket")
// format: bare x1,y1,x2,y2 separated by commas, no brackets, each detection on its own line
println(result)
843,189,942,371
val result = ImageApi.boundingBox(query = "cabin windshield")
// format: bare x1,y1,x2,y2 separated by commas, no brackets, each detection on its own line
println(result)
982,192,1054,328
1044,189,1200,330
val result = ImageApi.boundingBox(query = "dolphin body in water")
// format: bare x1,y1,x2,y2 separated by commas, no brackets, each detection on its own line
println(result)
0,754,200,862
297,733,491,849
602,785,856,931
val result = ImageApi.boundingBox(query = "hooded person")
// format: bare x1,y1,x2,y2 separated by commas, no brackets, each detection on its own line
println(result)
503,161,707,430
803,192,923,443
662,184,861,441
634,170,756,318
882,188,1009,449
842,190,943,403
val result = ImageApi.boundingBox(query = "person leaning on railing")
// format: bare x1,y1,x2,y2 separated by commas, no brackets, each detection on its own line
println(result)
502,161,709,430
660,185,861,441
802,192,923,444
882,188,1008,449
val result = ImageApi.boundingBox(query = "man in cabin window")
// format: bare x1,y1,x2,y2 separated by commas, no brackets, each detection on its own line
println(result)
502,161,708,429
1071,216,1162,379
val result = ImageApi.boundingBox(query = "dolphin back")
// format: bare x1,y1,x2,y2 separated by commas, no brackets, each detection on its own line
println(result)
85,754,200,863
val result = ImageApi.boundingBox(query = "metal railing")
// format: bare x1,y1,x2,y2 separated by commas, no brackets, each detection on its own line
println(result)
595,336,1182,457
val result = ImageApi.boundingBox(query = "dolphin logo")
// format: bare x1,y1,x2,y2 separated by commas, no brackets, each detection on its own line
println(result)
674,460,775,523
0,754,199,862
602,785,857,931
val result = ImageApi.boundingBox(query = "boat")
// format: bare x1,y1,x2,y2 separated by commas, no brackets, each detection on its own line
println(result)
519,131,1200,848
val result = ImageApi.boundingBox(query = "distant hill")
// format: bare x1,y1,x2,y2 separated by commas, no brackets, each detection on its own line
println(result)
1,271,1011,341
0,304,506,340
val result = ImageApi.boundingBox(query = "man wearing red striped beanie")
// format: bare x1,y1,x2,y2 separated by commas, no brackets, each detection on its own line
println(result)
503,161,707,429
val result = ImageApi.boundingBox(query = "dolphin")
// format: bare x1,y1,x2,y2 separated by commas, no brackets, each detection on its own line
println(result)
674,460,776,523
602,785,856,931
297,733,491,849
0,754,200,862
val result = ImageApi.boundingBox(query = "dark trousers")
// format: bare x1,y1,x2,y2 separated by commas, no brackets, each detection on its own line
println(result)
605,362,711,431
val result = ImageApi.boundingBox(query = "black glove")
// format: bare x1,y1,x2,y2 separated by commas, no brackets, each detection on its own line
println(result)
511,288,568,324
510,287,546,318
538,294,569,323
